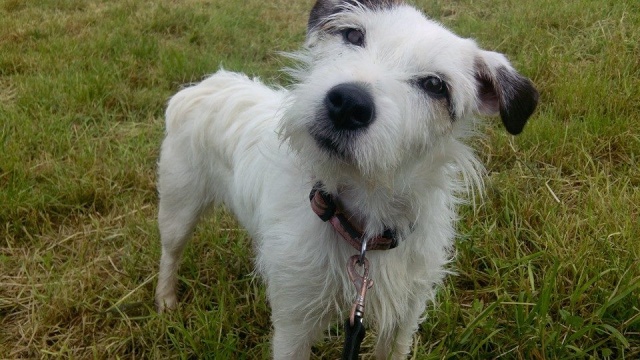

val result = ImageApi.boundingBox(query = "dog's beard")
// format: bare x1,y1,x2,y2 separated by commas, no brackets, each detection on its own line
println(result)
308,126,359,161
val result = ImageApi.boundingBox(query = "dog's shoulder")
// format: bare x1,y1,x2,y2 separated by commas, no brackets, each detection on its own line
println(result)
170,70,275,106
198,70,264,90
165,70,286,134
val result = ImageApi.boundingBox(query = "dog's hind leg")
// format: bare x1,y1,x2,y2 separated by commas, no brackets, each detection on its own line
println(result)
155,147,213,312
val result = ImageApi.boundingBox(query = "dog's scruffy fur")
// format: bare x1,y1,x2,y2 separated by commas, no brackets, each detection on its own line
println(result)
154,0,538,358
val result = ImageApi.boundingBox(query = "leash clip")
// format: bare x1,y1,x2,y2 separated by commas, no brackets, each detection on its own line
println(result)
347,254,373,326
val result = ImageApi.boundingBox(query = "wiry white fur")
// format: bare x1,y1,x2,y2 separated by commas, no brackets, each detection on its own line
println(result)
155,2,532,359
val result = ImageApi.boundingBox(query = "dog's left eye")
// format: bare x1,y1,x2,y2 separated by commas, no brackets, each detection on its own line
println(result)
342,28,365,47
420,76,448,98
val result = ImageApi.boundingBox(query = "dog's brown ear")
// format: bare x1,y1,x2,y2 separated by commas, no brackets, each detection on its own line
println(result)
475,51,539,135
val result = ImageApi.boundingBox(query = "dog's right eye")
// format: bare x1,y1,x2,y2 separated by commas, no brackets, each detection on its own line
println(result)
420,76,448,98
342,28,365,47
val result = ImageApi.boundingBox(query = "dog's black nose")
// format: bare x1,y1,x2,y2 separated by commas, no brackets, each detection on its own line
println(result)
325,83,375,130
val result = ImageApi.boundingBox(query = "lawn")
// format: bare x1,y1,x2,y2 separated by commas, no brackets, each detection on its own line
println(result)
1,0,638,358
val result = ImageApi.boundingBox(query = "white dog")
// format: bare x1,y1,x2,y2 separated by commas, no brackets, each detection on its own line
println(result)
154,0,538,358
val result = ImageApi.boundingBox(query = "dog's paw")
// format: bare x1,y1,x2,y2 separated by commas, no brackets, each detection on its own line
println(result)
155,293,178,313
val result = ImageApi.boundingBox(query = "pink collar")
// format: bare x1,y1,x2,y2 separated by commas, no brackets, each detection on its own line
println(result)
309,182,398,251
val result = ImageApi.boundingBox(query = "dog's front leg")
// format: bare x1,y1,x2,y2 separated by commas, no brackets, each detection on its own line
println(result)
270,309,330,360
265,265,334,360
271,322,318,360
374,325,417,360
375,300,426,359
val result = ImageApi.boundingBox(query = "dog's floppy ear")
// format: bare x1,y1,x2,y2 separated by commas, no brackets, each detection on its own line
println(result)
474,51,539,135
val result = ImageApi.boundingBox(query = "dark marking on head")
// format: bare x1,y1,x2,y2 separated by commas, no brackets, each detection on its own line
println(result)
475,60,539,135
308,0,336,31
308,0,404,32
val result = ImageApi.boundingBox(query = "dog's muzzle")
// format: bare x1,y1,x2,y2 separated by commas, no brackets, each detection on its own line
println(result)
309,82,376,159
324,83,375,130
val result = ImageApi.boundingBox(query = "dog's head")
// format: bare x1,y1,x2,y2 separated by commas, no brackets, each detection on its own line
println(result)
281,0,538,178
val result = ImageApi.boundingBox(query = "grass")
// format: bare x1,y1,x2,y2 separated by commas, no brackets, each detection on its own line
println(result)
0,0,638,358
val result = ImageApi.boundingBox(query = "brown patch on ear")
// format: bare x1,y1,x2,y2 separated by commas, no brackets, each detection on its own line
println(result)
475,58,539,135
475,68,500,116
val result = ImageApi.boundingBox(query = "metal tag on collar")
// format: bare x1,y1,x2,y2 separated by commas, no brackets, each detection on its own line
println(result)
358,238,367,265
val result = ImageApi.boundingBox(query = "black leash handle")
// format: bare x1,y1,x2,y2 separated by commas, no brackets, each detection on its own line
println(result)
342,315,365,360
